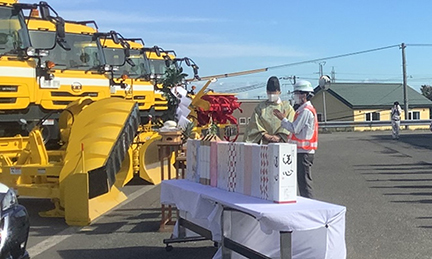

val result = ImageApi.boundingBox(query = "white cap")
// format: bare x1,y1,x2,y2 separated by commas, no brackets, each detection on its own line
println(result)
162,120,177,129
293,80,314,92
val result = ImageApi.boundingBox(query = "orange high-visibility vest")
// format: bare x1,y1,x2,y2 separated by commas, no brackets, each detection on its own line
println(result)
288,104,318,150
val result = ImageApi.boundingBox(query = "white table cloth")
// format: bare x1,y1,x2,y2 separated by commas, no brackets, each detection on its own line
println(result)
161,179,346,259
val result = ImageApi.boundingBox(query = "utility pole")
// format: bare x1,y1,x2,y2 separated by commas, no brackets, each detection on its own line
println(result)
401,43,408,129
318,62,325,77
279,76,297,85
331,66,336,83
279,76,297,101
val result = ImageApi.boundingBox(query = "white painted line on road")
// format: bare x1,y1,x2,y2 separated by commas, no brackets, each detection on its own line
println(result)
27,184,156,258
80,226,96,232
27,227,79,258
116,223,136,233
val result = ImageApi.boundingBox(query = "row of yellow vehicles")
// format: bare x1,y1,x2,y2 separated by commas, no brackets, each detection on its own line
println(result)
0,0,242,226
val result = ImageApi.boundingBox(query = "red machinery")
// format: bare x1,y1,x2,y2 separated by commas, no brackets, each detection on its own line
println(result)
193,93,242,141
196,94,241,125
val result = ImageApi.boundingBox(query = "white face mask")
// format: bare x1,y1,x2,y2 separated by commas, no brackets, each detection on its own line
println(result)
293,94,303,104
267,94,279,102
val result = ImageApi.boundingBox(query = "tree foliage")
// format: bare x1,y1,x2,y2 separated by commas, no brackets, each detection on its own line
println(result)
161,67,188,89
159,67,188,121
420,85,432,101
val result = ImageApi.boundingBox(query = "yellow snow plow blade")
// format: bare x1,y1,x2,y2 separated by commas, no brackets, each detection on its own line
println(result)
136,131,176,185
0,98,140,226
60,98,139,225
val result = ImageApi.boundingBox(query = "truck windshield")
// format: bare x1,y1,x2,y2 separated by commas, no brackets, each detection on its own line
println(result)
148,59,179,79
103,47,126,70
113,49,150,78
0,6,31,55
149,59,176,77
29,30,104,71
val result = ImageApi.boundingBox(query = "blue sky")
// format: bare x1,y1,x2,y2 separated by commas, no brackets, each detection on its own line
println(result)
44,0,432,99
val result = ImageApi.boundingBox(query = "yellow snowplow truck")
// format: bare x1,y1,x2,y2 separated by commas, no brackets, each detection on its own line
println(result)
0,0,60,137
146,49,177,114
0,1,235,226
27,12,179,186
101,37,204,185
26,16,116,148
0,2,142,225
101,37,158,121
99,37,170,185
100,42,203,185
145,48,200,119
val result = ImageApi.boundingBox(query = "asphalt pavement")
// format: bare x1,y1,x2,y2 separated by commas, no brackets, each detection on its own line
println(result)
21,129,432,259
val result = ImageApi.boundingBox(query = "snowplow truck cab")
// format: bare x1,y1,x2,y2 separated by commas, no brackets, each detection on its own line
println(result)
0,0,49,138
146,50,176,114
100,38,157,124
27,18,111,109
25,17,113,146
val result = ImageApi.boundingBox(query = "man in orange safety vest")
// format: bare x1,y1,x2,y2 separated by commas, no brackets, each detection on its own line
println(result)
273,80,318,198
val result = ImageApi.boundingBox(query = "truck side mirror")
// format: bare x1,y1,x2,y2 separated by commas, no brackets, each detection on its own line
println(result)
111,31,120,45
185,58,191,66
154,46,161,57
55,17,66,39
39,1,50,19
55,17,70,51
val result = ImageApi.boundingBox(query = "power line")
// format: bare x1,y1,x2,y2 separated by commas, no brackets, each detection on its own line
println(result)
195,44,401,81
222,82,265,93
406,44,432,47
219,77,405,94
197,43,432,83
206,43,432,94
267,44,401,71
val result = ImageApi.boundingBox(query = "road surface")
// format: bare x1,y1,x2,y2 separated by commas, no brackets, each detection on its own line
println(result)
21,130,432,259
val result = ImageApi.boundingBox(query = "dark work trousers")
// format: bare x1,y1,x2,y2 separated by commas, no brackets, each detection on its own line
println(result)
297,153,314,198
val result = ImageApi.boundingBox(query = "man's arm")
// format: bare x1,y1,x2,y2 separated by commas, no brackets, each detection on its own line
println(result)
278,109,312,135
244,106,267,143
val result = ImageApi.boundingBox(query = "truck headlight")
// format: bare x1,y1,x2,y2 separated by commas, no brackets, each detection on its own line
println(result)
103,64,111,72
26,47,36,56
39,50,49,57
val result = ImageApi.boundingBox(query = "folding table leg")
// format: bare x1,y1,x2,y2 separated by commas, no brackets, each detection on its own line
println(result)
222,209,232,259
280,231,292,259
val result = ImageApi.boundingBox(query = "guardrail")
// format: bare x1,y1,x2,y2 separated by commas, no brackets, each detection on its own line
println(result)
319,119,432,128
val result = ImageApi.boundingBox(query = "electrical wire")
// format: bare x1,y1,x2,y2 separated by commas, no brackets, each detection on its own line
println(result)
202,43,432,94
406,44,432,47
267,44,401,70
194,44,401,82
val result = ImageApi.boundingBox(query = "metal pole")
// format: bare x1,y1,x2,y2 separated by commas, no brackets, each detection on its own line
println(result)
280,231,293,259
323,91,327,122
401,43,409,129
319,63,324,77
222,209,232,259
319,62,327,123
